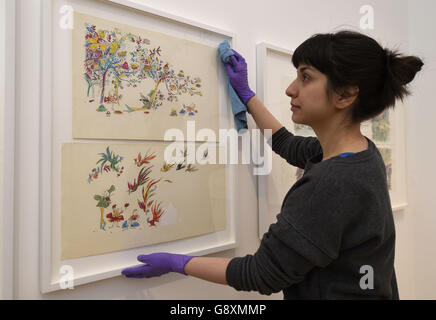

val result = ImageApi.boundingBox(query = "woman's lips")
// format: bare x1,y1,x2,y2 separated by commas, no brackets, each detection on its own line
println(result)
291,103,301,111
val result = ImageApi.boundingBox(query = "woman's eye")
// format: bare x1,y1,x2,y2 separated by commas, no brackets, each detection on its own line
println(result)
302,74,310,82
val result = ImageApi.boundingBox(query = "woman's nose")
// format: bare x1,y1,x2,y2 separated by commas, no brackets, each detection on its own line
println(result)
286,80,297,98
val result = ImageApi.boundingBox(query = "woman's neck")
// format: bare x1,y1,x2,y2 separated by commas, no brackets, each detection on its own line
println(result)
312,121,369,162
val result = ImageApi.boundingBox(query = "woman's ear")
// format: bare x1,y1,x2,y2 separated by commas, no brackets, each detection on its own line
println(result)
335,86,359,110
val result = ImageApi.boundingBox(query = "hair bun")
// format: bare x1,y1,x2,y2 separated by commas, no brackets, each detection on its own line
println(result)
385,49,424,86
379,49,424,109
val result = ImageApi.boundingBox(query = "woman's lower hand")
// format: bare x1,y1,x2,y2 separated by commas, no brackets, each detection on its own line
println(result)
121,253,195,278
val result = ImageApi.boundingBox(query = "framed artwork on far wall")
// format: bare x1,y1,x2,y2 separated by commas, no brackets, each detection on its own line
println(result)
40,0,237,293
256,42,408,239
360,101,408,212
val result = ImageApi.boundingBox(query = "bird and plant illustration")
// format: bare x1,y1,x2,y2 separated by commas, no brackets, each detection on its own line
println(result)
89,146,200,231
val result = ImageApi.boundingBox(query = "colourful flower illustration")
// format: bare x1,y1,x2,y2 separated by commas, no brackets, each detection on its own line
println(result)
82,22,203,115
137,178,161,214
147,201,166,227
88,147,124,183
127,166,153,194
106,203,128,228
134,150,156,167
93,185,115,230
122,209,140,229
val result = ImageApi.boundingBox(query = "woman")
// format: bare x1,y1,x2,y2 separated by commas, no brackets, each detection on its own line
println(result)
121,30,423,300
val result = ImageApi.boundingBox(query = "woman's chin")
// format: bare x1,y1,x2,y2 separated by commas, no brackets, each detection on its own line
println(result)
291,114,302,124
292,116,309,127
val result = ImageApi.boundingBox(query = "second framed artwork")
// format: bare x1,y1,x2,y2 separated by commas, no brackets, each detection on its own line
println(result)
256,42,408,239
40,0,237,293
62,142,228,260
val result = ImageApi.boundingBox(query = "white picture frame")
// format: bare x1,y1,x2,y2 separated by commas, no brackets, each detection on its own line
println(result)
256,42,408,239
40,0,238,293
256,42,303,239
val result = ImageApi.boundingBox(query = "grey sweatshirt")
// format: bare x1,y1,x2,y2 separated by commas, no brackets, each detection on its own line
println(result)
226,127,399,300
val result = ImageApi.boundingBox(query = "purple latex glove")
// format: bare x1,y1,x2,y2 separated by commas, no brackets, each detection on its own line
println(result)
121,253,195,278
224,50,256,105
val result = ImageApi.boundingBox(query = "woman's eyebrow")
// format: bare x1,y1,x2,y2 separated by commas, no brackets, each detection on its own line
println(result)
298,66,315,73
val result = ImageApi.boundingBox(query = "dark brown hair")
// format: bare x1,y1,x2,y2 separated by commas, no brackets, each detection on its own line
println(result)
292,30,424,123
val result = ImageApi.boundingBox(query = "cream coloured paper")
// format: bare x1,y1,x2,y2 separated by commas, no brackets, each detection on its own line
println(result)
61,142,226,260
72,12,219,141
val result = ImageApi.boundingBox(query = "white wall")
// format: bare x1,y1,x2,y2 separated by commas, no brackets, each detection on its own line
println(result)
12,0,429,299
0,0,15,300
0,0,5,300
406,0,436,300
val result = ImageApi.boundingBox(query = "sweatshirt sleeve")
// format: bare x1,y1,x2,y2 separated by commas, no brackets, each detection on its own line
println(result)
270,127,322,169
226,167,347,295
226,218,333,295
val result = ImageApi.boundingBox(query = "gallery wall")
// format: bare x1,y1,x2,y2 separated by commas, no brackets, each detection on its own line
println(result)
405,0,436,300
0,0,5,300
10,0,433,299
0,0,15,300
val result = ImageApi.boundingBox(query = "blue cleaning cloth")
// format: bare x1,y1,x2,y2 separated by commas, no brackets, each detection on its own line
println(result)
218,40,248,133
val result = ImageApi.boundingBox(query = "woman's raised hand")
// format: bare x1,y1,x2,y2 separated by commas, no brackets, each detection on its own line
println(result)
224,50,256,105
